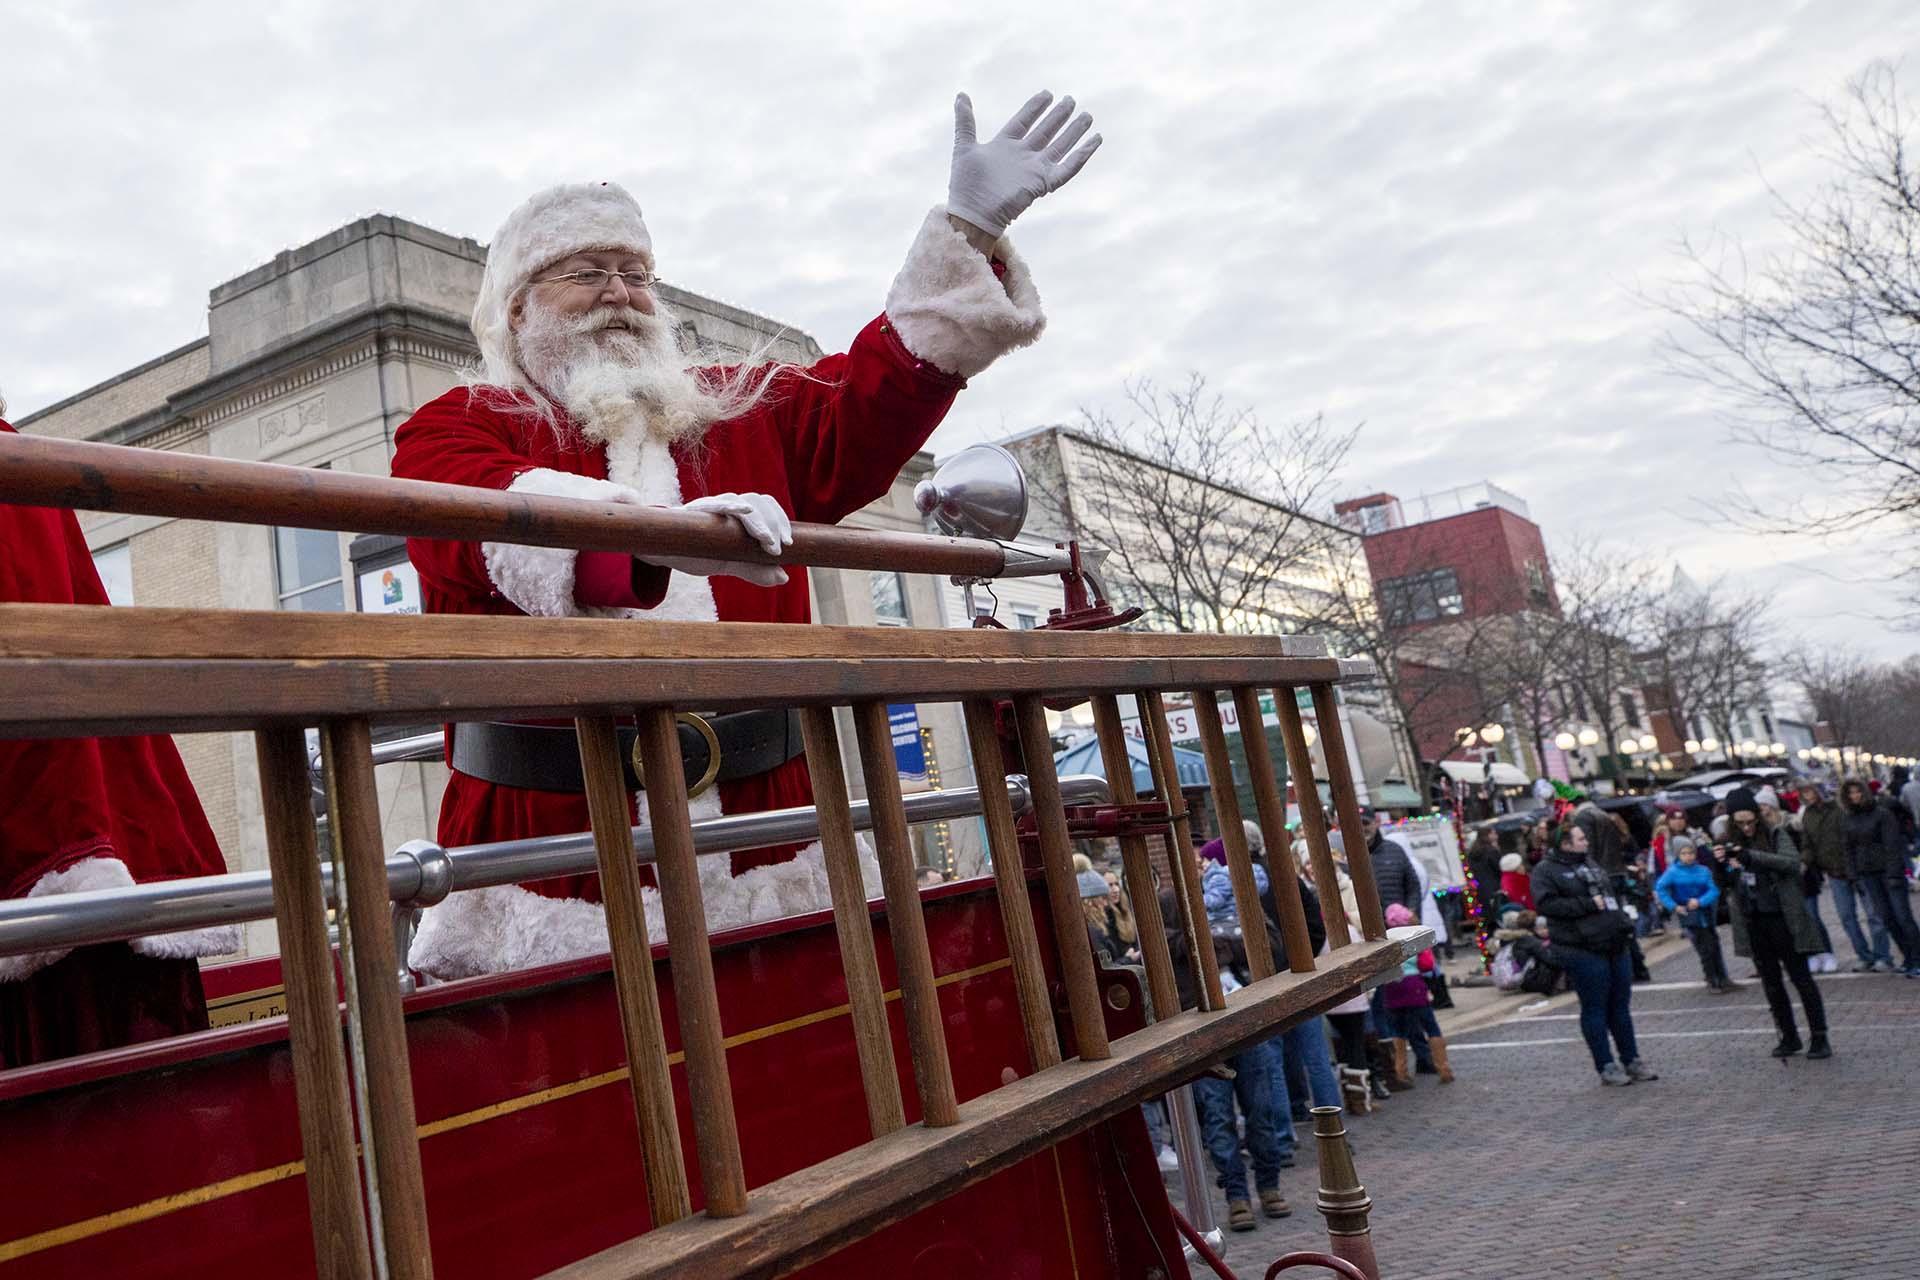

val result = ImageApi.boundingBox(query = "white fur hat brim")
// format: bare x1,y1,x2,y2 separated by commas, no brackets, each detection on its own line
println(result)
471,181,653,387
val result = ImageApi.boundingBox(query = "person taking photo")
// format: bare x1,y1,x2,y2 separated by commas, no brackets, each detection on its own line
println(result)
1713,787,1831,1058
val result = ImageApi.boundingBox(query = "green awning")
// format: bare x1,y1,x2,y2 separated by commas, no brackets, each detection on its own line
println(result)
1372,782,1422,809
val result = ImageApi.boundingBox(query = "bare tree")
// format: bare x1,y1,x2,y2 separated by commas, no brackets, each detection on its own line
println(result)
1786,645,1920,760
1641,575,1773,763
1453,608,1571,774
1660,63,1920,613
1553,543,1659,784
1045,374,1360,634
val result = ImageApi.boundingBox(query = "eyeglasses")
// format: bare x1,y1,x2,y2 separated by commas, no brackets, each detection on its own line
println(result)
533,268,660,292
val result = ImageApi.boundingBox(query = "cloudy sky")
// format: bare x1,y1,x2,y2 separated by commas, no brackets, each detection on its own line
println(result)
4,1,1915,659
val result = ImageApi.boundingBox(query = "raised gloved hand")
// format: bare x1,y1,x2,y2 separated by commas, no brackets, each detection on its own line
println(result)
947,90,1102,239
648,492,792,587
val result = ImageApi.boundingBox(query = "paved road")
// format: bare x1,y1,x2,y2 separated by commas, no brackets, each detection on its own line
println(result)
1178,911,1920,1279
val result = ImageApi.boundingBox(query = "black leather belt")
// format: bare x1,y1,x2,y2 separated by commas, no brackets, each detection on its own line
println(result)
451,710,802,799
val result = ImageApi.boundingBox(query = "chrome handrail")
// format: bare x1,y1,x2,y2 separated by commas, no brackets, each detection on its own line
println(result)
0,774,1113,958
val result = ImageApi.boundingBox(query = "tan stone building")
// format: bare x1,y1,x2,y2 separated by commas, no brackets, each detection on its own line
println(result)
17,214,985,956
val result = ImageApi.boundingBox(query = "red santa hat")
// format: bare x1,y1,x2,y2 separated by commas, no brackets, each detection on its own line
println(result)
471,181,654,387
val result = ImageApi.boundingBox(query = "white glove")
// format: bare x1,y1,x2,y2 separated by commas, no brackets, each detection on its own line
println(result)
947,90,1102,238
648,492,792,587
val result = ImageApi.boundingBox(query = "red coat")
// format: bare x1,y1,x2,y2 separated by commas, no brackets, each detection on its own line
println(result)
390,314,964,904
0,421,230,977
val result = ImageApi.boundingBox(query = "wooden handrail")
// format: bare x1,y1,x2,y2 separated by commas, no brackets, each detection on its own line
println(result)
0,431,1020,577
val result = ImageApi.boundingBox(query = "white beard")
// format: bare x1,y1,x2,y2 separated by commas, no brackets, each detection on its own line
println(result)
514,300,725,449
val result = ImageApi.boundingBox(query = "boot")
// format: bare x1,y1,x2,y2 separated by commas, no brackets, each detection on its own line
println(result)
1387,1038,1414,1090
1429,1035,1455,1083
1770,1015,1803,1058
1340,1067,1372,1114
1227,1199,1256,1232
1368,1072,1392,1102
1806,1033,1832,1060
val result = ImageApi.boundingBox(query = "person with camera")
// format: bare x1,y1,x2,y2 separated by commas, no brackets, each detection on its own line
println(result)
1531,823,1656,1086
1712,787,1830,1058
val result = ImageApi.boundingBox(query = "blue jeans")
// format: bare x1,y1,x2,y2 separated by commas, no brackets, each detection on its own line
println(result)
1192,1048,1283,1201
1831,877,1890,965
1257,1039,1296,1158
1282,1016,1343,1111
1857,875,1920,968
1142,1097,1171,1152
1556,946,1639,1073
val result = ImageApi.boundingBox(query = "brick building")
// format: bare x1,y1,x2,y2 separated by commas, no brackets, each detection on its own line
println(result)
1335,482,1557,627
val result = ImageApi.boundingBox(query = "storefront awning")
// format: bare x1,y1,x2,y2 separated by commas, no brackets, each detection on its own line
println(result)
1436,759,1532,788
1054,734,1210,796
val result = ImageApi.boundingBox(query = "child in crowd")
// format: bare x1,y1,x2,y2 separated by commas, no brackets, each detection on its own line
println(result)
1655,836,1735,993
1380,903,1453,1083
1491,908,1563,995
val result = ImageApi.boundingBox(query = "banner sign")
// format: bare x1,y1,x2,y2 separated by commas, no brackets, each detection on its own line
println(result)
888,704,927,778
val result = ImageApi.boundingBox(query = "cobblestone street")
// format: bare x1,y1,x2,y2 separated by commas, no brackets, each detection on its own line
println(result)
1177,912,1920,1279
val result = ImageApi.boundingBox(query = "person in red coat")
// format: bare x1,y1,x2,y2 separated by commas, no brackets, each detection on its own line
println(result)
0,409,238,1066
394,91,1101,978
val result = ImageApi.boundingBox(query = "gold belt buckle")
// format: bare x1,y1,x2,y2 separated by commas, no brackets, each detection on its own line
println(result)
631,711,723,800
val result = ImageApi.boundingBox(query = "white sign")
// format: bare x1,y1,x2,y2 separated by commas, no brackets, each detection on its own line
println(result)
1386,818,1465,890
1116,690,1315,746
358,561,422,615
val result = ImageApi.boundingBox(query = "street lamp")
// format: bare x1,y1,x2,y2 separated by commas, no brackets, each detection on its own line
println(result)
1578,728,1600,747
1637,734,1658,752
1769,742,1786,756
1739,739,1758,756
1701,736,1720,752
1480,723,1506,745
1684,738,1702,754
1617,737,1640,755
1796,748,1810,761
1554,731,1578,751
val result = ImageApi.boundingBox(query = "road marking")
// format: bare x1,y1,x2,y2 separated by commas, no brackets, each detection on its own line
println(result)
1452,1023,1920,1050
1515,1001,1915,1023
1604,971,1880,994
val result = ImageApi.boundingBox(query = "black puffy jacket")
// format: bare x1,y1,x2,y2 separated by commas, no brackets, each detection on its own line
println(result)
1530,847,1634,954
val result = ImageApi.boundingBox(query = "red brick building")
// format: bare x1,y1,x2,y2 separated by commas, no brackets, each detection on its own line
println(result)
1335,483,1560,771
1335,483,1558,626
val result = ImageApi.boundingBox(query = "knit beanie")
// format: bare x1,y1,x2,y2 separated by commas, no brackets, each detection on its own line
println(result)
1723,786,1759,819
1499,852,1523,873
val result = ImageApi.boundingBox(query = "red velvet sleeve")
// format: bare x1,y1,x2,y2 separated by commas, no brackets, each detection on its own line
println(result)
0,469,122,894
742,315,967,525
390,391,540,600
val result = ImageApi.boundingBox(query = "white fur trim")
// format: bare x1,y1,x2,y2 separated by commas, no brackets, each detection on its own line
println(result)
483,467,718,623
410,822,879,981
884,205,1044,379
0,857,236,982
473,182,653,390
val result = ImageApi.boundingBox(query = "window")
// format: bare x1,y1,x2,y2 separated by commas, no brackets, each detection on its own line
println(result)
1620,693,1640,726
1014,609,1039,630
92,542,133,605
276,528,345,612
1378,568,1464,626
869,572,909,626
1524,558,1551,606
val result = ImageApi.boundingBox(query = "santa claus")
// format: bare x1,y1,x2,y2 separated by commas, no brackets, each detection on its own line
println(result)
0,400,239,1067
393,91,1100,978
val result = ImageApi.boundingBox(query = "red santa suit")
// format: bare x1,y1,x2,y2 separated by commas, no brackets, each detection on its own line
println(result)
0,419,238,1066
391,185,1045,978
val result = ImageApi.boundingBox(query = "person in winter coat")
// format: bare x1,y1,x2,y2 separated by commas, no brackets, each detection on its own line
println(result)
1796,785,1879,971
1499,852,1535,911
1080,868,1129,963
1531,823,1655,1085
1838,780,1920,976
1158,870,1291,1229
1713,787,1831,1057
1380,903,1453,1083
1361,809,1423,914
1466,829,1503,919
1654,837,1733,992
1199,826,1272,927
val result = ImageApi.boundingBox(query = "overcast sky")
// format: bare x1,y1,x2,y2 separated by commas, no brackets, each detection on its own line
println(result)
4,1,1915,661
